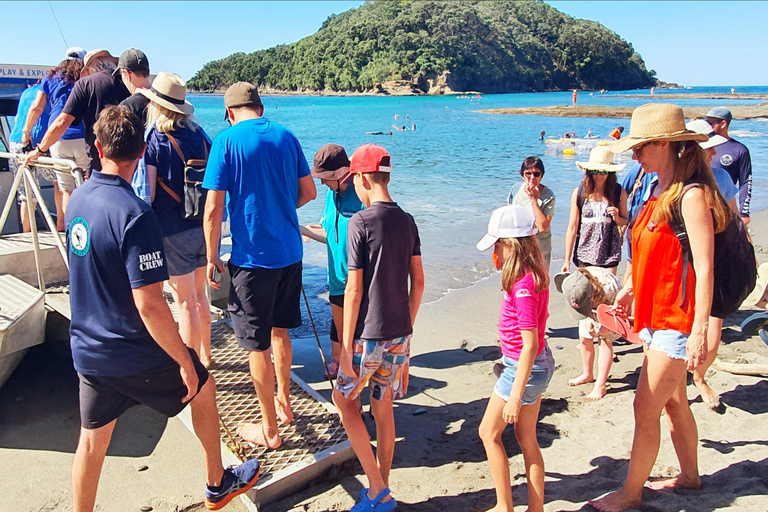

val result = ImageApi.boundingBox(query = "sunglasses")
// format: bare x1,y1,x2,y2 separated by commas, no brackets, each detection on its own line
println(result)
588,170,610,175
632,141,654,154
524,171,542,178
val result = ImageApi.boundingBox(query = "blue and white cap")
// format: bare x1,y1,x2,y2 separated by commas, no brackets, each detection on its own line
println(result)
476,204,538,251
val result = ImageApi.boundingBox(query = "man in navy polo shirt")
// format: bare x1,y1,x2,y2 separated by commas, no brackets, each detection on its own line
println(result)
65,106,258,512
706,106,752,224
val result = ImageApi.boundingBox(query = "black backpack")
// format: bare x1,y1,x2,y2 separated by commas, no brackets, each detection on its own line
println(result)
670,183,757,319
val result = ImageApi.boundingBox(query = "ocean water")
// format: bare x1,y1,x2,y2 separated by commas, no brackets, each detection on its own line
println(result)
188,87,768,335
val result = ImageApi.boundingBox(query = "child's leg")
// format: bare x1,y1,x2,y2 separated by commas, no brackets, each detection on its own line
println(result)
330,302,343,363
587,332,614,401
478,393,514,512
333,387,389,498
514,396,545,512
568,335,595,386
370,389,395,486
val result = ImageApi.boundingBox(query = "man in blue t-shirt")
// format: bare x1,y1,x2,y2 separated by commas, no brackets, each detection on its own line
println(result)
706,107,752,224
304,144,365,380
66,106,259,511
203,82,316,449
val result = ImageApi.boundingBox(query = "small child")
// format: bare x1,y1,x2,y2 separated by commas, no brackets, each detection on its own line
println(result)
555,266,622,400
306,144,365,380
332,144,424,512
476,204,554,512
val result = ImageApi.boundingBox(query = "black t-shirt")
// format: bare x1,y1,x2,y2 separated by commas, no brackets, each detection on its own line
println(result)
62,70,130,171
120,92,149,126
347,201,421,340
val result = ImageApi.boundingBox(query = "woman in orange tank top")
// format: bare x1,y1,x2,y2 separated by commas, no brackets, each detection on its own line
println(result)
589,104,731,512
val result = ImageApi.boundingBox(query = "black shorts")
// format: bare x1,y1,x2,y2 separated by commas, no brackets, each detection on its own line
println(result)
228,260,302,352
78,348,209,429
329,294,344,343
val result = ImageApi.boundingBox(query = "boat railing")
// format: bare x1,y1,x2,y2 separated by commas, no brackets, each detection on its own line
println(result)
0,152,82,291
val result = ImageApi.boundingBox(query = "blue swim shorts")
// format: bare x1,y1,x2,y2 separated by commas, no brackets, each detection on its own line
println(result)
494,345,555,405
640,328,688,360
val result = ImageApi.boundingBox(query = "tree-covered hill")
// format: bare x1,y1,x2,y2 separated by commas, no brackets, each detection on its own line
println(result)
188,0,655,94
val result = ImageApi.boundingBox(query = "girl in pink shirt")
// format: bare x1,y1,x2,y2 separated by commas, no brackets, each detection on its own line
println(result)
476,204,554,512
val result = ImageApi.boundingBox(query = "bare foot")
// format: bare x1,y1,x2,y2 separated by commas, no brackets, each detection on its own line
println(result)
693,380,720,410
275,397,294,424
236,422,281,449
588,489,641,512
647,474,701,491
568,374,595,386
586,384,607,401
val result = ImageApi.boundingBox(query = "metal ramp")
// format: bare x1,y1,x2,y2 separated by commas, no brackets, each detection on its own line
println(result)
0,274,46,389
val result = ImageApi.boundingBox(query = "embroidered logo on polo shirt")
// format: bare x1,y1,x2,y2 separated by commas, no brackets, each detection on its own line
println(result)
720,154,733,167
69,217,90,257
139,251,164,271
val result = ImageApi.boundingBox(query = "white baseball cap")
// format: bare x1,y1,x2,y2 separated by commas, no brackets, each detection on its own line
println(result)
686,119,728,150
477,204,538,251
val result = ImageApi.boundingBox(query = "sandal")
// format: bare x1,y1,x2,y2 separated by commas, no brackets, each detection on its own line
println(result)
351,487,397,512
324,358,339,380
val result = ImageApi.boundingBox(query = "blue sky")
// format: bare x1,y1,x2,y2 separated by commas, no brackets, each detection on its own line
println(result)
1,1,765,87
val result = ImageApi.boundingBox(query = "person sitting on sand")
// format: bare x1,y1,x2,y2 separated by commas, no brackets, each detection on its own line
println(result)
476,204,554,512
589,103,731,512
562,146,628,276
609,126,624,140
507,156,555,268
556,267,621,400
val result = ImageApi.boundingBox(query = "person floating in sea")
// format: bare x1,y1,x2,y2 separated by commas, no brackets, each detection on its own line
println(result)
203,82,317,449
410,121,417,130
476,204,554,512
392,124,407,131
394,114,399,120
539,130,545,141
65,106,260,512
305,144,365,381
333,144,424,512
609,126,624,140
564,131,571,139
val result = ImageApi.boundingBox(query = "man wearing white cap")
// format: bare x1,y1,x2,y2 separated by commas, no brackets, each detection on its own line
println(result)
706,107,752,224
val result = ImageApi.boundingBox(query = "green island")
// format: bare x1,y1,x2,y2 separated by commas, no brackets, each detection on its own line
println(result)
188,0,656,95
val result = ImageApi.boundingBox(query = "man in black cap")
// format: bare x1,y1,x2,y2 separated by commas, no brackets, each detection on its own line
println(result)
202,81,316,449
116,49,152,125
706,106,752,224
23,48,129,174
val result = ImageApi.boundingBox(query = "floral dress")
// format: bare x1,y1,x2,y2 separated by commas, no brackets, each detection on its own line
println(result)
575,198,622,268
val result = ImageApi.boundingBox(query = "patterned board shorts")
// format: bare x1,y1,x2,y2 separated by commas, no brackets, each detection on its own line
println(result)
335,334,411,401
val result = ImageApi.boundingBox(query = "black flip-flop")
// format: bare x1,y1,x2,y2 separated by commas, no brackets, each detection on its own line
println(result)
740,311,768,336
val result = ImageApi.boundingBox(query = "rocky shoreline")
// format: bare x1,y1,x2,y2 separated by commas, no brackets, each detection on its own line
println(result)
478,103,768,119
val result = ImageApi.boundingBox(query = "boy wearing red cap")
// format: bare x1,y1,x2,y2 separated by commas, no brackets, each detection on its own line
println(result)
333,144,424,511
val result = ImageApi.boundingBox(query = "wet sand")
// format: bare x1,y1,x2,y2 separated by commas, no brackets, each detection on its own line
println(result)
2,213,767,511
478,104,768,120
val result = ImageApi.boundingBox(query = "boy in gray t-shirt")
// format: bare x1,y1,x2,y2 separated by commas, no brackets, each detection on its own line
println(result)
333,144,424,512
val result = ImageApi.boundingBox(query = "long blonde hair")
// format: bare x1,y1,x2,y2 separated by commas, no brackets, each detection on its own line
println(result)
653,141,731,233
146,102,199,134
499,236,549,294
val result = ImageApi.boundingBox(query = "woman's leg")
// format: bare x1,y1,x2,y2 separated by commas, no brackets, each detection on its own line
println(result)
514,397,545,512
692,317,723,407
193,266,212,367
168,271,203,357
587,333,614,401
589,349,687,512
478,393,514,512
51,181,65,231
569,336,595,386
648,373,701,490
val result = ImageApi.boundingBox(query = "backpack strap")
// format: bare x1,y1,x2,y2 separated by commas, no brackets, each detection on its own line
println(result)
670,183,704,307
157,177,182,204
627,170,647,229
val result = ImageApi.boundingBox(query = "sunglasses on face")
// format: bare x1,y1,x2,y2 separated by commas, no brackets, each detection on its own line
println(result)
524,171,542,178
588,170,610,175
632,141,654,154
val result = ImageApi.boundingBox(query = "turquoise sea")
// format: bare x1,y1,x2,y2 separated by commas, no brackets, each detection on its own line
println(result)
188,87,768,335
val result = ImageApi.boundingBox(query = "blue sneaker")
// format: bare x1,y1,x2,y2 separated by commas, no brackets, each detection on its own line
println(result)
204,458,260,510
351,487,397,511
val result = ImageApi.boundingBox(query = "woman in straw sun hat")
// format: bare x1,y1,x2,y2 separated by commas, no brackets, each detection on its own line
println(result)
140,72,214,368
562,145,628,276
589,103,732,512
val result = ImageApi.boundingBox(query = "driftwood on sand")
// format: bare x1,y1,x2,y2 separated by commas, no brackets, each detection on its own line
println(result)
712,359,768,377
478,103,768,119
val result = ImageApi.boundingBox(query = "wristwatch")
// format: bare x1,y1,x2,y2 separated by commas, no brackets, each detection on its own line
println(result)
35,144,50,157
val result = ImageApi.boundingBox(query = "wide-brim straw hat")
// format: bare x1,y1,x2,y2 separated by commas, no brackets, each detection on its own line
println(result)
576,146,626,172
611,103,708,154
139,71,194,116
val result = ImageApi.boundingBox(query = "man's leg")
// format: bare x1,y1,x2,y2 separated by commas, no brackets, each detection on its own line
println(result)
272,327,293,424
188,376,225,486
72,421,116,512
236,349,281,449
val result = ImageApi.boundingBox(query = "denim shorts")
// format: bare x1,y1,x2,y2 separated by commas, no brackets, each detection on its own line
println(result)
494,345,555,405
162,226,206,276
640,328,688,360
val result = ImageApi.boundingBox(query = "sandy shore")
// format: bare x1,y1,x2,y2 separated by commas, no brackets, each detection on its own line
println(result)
478,104,768,120
2,211,767,511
